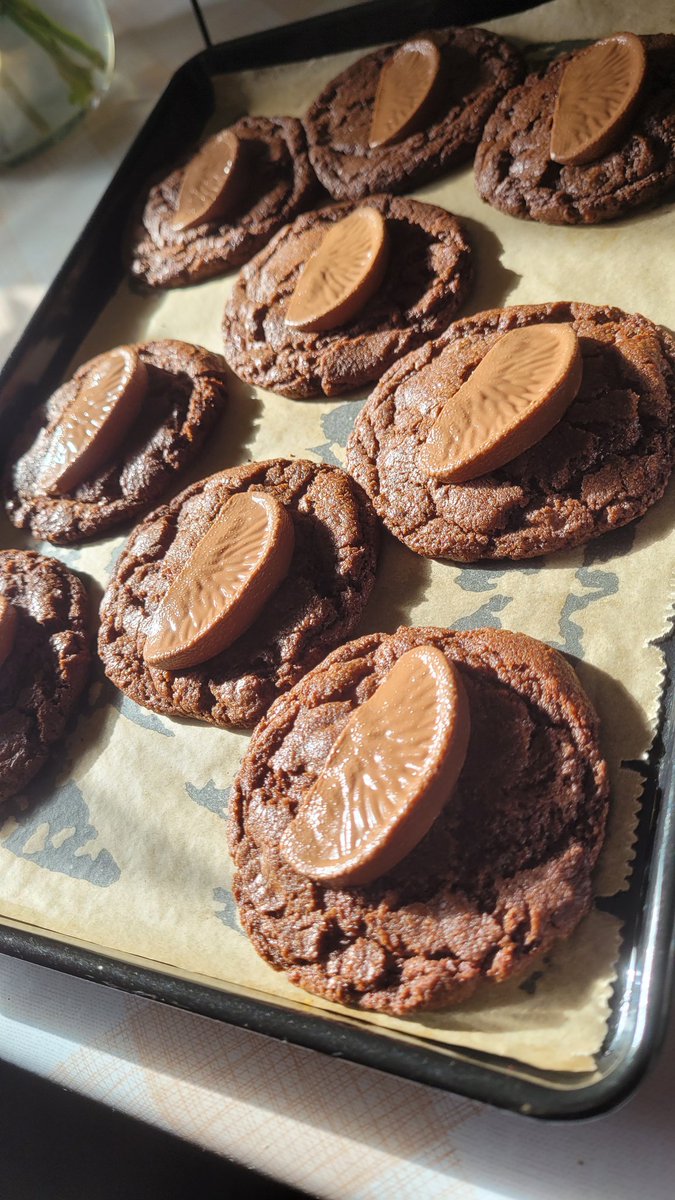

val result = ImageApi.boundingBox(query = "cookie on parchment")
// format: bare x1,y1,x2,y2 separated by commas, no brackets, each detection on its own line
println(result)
345,302,675,562
130,116,318,288
474,34,675,225
304,26,523,201
5,340,228,545
222,194,473,399
228,625,609,1015
0,551,90,803
98,459,379,730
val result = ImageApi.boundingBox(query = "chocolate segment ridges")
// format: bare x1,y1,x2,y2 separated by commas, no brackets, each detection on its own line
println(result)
40,347,148,496
173,130,245,231
0,596,17,670
550,33,647,166
280,644,471,886
419,324,582,483
285,207,390,333
143,492,295,670
369,37,442,148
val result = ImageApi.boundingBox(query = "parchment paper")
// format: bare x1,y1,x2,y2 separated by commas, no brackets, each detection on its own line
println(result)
0,0,673,1073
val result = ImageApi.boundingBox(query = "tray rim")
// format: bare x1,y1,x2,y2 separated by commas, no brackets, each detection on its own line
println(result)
0,0,674,1121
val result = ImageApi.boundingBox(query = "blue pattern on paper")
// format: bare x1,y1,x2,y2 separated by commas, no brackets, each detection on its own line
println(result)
185,781,230,819
112,691,175,737
550,564,619,657
104,539,125,577
311,397,366,465
455,566,507,593
213,886,242,934
451,593,513,631
455,561,542,594
184,784,240,931
43,543,85,570
1,780,120,886
546,529,634,658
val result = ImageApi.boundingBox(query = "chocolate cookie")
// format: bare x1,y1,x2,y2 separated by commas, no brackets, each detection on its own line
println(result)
229,625,609,1015
98,459,379,730
474,34,675,225
5,340,228,545
222,195,473,399
130,117,318,288
304,27,523,200
346,302,675,561
0,551,90,802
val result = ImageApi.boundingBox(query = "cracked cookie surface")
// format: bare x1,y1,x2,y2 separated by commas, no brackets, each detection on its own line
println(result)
474,34,675,225
5,340,229,545
229,626,609,1015
345,302,675,561
0,551,90,802
222,194,473,399
304,26,523,200
98,459,379,730
130,116,318,288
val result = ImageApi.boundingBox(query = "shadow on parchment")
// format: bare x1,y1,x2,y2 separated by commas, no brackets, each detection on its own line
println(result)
355,531,432,637
457,216,521,316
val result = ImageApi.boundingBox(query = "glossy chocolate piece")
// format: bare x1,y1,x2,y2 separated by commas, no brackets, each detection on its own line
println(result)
280,644,470,886
369,37,442,148
39,347,148,496
143,491,295,670
418,324,582,483
285,207,390,333
550,33,647,166
173,129,245,231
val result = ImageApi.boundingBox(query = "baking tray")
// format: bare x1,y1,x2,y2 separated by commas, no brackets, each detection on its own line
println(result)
1,0,674,1119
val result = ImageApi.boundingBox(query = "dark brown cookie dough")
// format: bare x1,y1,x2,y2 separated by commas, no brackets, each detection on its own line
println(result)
5,340,228,545
222,194,473,399
98,459,379,730
346,302,675,561
130,117,318,288
304,26,523,200
474,34,675,225
0,551,90,803
229,625,609,1015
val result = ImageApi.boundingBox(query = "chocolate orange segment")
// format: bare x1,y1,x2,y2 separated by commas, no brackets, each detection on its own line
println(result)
143,492,295,670
0,596,18,670
369,37,442,148
40,347,148,496
419,324,582,484
285,207,390,333
173,130,245,231
280,645,470,886
550,33,647,166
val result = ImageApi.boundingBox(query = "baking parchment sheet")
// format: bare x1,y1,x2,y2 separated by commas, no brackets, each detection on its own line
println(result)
0,0,673,1072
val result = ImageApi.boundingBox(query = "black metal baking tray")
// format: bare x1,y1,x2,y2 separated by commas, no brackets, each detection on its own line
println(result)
1,0,674,1120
